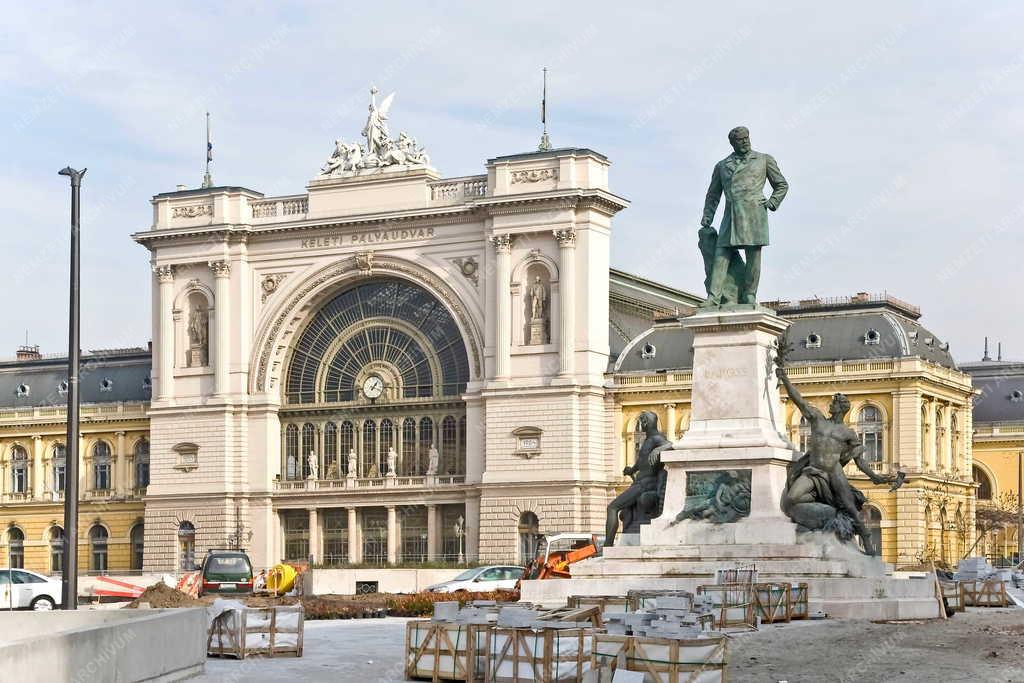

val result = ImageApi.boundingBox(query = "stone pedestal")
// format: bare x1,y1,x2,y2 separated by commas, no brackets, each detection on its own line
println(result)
528,317,547,345
645,309,796,546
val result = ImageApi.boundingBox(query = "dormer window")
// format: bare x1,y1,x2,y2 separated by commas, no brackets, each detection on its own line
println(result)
142,377,152,392
99,378,114,393
908,330,919,342
864,329,880,345
924,337,934,347
57,381,68,396
1011,390,1024,403
805,333,822,349
15,384,29,398
641,343,657,360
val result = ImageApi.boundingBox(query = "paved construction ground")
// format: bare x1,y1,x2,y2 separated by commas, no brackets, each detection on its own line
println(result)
195,609,1024,682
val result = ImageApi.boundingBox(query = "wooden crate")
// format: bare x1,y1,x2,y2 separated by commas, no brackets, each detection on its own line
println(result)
486,627,596,682
752,583,791,624
960,579,1010,607
406,620,491,682
626,590,694,613
590,633,728,683
939,582,964,612
697,584,756,631
789,583,809,620
207,605,304,659
566,595,631,614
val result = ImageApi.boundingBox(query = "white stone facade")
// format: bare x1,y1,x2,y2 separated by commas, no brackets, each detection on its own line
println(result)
133,148,628,570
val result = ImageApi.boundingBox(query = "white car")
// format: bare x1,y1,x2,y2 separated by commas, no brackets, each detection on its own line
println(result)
0,569,63,610
426,565,524,593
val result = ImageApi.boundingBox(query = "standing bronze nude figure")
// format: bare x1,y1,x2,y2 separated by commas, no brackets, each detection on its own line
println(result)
776,367,903,555
699,126,788,307
604,411,672,547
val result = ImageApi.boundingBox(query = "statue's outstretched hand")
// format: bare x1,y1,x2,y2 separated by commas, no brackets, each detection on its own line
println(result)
700,217,712,228
775,366,787,379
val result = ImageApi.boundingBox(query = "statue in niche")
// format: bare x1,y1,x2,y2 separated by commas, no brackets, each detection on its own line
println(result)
604,411,672,546
776,365,904,555
347,449,357,478
187,302,209,367
527,275,549,345
306,452,319,480
386,447,398,477
426,445,439,476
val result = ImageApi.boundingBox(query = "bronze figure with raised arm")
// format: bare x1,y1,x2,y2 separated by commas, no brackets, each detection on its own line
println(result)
776,366,902,555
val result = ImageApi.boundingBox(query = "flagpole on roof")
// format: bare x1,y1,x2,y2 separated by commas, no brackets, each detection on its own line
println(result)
538,67,552,151
202,112,214,188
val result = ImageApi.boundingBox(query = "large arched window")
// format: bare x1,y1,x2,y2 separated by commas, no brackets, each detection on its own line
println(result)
921,404,930,467
301,423,316,478
89,525,108,572
134,439,150,489
380,419,395,474
419,418,434,473
130,524,145,570
362,420,377,476
285,424,300,481
10,446,28,494
950,412,960,469
49,526,64,574
935,407,944,470
7,527,24,568
402,418,417,475
973,465,994,500
52,443,66,493
324,422,338,478
339,421,354,474
284,279,470,405
92,441,112,491
857,406,884,463
442,416,458,475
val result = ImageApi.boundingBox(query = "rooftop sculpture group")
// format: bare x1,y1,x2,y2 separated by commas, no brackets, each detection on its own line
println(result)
320,87,430,177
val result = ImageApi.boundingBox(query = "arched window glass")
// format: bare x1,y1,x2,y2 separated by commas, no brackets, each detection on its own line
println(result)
973,465,993,500
950,413,960,466
935,407,944,468
8,527,24,568
380,419,394,474
518,512,540,566
10,446,28,494
130,524,145,570
324,422,338,478
178,521,196,570
49,526,64,574
459,416,467,476
860,506,882,556
134,439,150,489
90,525,108,572
857,406,884,463
419,417,433,472
402,418,417,475
301,423,316,478
362,421,377,476
442,416,458,476
339,421,354,475
285,424,299,480
53,444,66,493
92,441,111,491
798,416,811,452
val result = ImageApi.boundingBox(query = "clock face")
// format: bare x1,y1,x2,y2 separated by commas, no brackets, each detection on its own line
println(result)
362,375,384,399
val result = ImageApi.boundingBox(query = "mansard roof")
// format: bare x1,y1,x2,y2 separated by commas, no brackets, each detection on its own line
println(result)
0,348,151,408
960,359,1024,424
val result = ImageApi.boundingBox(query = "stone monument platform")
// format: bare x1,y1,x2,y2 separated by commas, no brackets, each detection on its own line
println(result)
520,309,940,620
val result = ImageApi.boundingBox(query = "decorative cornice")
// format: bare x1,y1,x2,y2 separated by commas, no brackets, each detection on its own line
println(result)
208,260,231,278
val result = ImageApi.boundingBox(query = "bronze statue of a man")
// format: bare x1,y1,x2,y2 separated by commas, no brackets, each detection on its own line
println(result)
776,367,902,555
700,126,788,307
604,411,672,547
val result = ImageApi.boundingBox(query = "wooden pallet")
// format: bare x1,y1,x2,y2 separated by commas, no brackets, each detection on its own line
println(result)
590,633,729,683
960,579,1011,607
486,627,595,682
406,620,491,682
207,605,304,659
789,583,809,620
751,583,791,624
696,584,756,631
938,581,964,613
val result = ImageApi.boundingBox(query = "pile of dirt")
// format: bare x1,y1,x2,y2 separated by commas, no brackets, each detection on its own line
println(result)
125,582,200,608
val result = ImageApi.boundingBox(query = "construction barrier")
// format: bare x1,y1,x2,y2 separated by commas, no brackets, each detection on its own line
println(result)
960,579,1011,607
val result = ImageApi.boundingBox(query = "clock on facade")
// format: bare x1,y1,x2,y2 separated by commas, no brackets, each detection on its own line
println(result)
362,374,385,400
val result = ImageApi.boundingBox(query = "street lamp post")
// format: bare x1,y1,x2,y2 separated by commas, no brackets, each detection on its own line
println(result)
454,515,465,565
58,166,86,610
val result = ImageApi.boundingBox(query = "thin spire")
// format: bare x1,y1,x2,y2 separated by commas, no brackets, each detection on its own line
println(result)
998,341,1002,361
538,67,552,151
201,112,214,188
983,336,991,362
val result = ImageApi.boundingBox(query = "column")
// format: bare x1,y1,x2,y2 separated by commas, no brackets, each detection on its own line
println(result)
553,228,576,376
426,504,438,561
465,496,480,563
347,508,359,563
490,234,512,380
210,261,232,396
664,404,677,442
386,506,397,565
115,431,126,494
154,265,175,400
31,435,44,500
308,508,320,564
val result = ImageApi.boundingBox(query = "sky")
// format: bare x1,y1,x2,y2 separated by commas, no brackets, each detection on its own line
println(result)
1,1,1022,364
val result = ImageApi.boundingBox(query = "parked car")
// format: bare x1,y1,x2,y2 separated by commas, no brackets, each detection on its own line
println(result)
426,565,524,593
0,568,63,610
198,550,254,596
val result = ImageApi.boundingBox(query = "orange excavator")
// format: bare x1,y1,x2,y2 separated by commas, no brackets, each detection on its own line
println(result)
522,533,603,580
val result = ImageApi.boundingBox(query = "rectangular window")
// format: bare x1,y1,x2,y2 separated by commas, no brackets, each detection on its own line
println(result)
282,512,309,562
322,511,348,566
54,462,66,493
92,545,107,572
861,431,883,463
12,468,26,494
94,463,111,491
51,546,63,574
